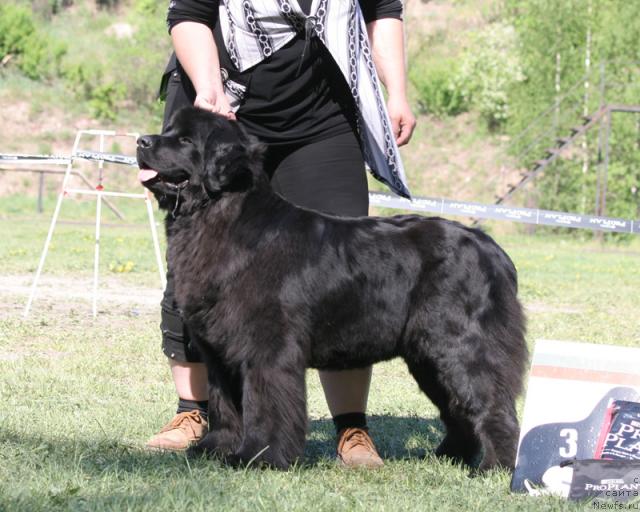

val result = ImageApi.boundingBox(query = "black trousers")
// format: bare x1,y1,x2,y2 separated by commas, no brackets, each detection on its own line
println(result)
160,63,369,363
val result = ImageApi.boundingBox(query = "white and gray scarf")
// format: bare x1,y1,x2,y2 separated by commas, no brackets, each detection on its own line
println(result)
219,0,411,198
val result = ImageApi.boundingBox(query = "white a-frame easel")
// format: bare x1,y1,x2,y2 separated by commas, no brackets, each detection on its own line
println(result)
17,128,166,317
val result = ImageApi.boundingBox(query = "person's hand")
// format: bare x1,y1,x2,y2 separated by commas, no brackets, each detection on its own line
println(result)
194,90,236,121
387,96,416,146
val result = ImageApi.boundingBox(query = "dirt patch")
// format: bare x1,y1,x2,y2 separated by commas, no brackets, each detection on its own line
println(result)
526,301,583,314
400,112,513,204
405,0,457,40
405,0,499,53
0,350,24,361
0,348,70,362
0,100,77,155
0,274,163,319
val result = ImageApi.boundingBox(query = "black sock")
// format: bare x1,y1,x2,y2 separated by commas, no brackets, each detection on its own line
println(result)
333,412,367,434
177,398,208,420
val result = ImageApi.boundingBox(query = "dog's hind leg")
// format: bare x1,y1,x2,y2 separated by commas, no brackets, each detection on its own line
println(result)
473,397,520,471
230,360,307,470
190,357,243,458
405,359,481,466
406,348,520,471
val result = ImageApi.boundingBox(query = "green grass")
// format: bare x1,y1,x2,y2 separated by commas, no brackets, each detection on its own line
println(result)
1,199,639,511
0,194,165,285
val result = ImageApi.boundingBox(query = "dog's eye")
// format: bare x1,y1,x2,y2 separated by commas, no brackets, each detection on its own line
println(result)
179,137,193,145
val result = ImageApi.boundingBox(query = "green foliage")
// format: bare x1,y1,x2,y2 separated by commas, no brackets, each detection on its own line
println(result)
0,3,36,56
107,11,171,107
61,59,116,119
458,22,525,130
504,0,593,139
88,82,126,121
49,0,74,15
20,32,67,79
95,0,119,8
603,114,640,219
504,0,640,224
409,57,468,117
535,160,592,214
133,0,162,15
47,0,169,120
31,0,74,18
592,0,640,63
410,22,524,129
62,59,129,121
0,0,169,120
0,3,67,79
61,61,99,98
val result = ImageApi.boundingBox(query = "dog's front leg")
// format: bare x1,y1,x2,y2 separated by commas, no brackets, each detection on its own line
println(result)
189,357,243,458
229,361,307,470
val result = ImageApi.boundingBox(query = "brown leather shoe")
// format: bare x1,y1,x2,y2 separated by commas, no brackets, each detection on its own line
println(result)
336,427,384,468
145,410,207,451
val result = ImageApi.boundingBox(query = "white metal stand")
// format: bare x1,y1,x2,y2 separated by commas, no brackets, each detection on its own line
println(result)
22,129,166,318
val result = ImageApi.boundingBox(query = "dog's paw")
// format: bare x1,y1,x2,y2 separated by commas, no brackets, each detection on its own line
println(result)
187,431,237,459
435,437,480,467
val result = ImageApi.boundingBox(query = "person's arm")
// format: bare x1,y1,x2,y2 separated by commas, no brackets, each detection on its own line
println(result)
170,21,234,118
366,18,416,146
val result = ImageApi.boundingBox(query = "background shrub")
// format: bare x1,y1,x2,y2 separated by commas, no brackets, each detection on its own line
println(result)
457,22,525,130
0,3,67,79
89,82,126,120
0,4,36,57
409,57,468,117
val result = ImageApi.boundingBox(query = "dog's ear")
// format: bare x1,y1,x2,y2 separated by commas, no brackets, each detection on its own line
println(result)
202,127,255,194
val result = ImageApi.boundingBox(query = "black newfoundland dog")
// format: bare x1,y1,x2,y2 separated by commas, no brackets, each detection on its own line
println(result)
137,107,528,471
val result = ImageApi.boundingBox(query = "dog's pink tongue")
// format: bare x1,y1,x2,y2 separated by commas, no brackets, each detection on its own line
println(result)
138,169,158,183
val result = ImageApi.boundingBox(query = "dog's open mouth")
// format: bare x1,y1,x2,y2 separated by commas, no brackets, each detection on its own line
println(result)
137,166,189,190
138,168,159,182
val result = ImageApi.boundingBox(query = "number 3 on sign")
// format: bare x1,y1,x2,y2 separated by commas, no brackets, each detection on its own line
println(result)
559,428,578,457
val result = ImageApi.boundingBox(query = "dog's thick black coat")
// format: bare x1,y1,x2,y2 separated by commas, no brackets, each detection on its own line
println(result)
137,107,528,471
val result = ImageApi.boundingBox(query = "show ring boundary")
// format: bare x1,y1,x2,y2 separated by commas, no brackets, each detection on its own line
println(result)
1,145,639,317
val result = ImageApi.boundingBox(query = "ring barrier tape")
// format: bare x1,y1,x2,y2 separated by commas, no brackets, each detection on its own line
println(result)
0,151,138,167
368,193,640,235
0,154,72,165
2,152,639,235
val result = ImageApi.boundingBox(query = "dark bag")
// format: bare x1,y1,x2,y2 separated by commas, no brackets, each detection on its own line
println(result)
562,459,640,502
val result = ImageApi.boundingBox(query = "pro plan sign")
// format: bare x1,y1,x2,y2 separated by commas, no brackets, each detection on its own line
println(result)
596,401,640,459
511,340,640,492
566,459,640,502
578,476,640,499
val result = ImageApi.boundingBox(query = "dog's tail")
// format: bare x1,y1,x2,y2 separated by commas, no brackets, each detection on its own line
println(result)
462,225,528,395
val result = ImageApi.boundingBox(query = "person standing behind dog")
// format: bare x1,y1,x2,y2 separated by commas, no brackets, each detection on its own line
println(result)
146,0,416,468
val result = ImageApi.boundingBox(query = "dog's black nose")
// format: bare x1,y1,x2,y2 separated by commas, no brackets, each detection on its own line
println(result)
137,135,153,148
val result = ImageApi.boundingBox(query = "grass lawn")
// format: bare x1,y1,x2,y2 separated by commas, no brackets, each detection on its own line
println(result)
1,193,639,511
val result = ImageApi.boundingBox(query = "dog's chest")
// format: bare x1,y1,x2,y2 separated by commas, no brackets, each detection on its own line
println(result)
169,218,250,304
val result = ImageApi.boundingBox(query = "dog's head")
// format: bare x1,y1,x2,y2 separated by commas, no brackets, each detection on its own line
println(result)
136,107,264,214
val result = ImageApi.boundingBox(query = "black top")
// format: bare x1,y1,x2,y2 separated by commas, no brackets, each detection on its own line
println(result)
167,0,402,145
